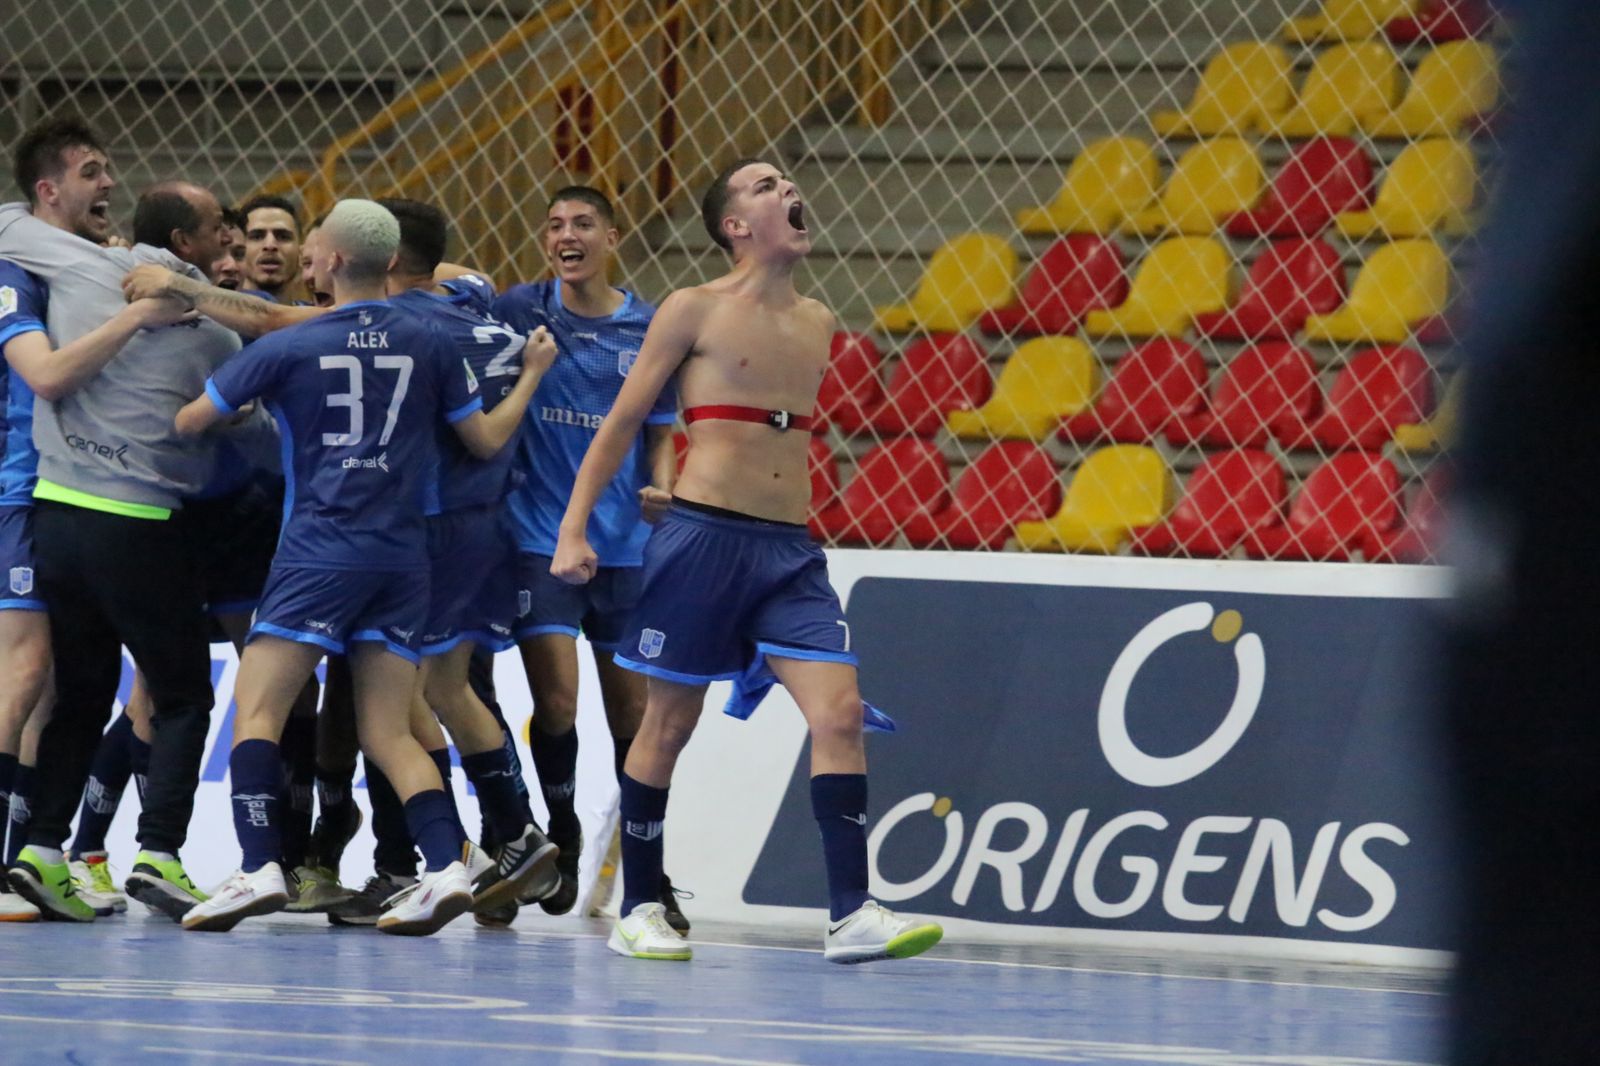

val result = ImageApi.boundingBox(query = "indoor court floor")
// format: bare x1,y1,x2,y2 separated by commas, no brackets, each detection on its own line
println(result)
1,910,1448,1065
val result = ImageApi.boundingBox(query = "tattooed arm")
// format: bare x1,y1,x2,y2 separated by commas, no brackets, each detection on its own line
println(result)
121,264,326,337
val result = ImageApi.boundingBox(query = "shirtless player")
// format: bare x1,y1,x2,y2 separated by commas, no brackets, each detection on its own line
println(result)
551,159,943,964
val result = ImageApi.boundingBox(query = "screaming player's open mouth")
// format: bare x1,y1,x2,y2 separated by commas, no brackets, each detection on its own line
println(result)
89,201,110,223
788,201,806,232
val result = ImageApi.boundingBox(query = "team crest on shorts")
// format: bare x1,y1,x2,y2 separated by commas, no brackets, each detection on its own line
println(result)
518,589,532,617
617,349,639,377
639,628,665,659
8,566,32,596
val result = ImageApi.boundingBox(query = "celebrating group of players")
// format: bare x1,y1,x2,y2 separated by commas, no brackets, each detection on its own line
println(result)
0,113,942,963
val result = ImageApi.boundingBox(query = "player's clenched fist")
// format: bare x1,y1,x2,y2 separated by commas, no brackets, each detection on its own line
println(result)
523,325,558,374
550,531,599,586
122,263,182,304
638,486,672,524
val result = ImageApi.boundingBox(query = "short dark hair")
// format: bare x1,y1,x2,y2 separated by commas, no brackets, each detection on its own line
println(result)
374,197,447,275
13,115,106,204
221,205,246,231
132,185,202,250
547,185,615,226
237,194,301,234
700,157,766,252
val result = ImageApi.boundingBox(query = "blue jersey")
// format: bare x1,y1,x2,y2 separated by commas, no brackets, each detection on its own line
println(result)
0,260,47,507
204,300,481,571
391,276,525,515
491,279,676,566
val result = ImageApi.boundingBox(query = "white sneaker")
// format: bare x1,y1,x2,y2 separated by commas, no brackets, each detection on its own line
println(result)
376,861,472,937
0,888,41,922
823,900,943,964
69,855,127,916
607,902,692,961
181,863,289,932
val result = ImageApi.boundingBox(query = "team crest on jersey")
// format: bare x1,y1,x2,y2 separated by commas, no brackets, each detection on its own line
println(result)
617,349,639,377
9,566,33,596
639,628,665,659
0,286,16,317
358,310,373,326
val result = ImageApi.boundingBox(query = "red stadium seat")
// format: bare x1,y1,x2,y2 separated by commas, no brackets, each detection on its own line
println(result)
816,332,884,430
1243,452,1402,561
1225,138,1373,238
1193,238,1346,340
1386,0,1495,44
808,436,841,517
1166,342,1321,448
848,335,992,436
1059,338,1207,444
977,236,1127,337
1286,345,1433,451
902,442,1061,549
1413,313,1454,345
813,438,950,546
1361,467,1449,563
1132,449,1286,557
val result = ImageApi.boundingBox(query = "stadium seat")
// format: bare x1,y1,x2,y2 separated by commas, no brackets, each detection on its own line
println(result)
946,337,1095,441
978,236,1127,336
807,436,842,518
1082,237,1232,338
1283,0,1418,43
1302,238,1450,343
1242,452,1402,561
1015,445,1172,553
1412,312,1455,346
1150,43,1294,138
1361,467,1449,563
1226,137,1374,237
902,442,1061,550
1286,345,1433,450
1015,137,1161,235
1060,338,1207,443
1131,449,1287,557
1122,138,1265,236
850,334,992,436
1334,138,1476,238
1386,0,1495,45
1193,238,1346,340
873,233,1018,333
816,332,884,430
1166,342,1321,449
812,438,950,546
1394,370,1460,452
1269,42,1401,138
1362,41,1499,139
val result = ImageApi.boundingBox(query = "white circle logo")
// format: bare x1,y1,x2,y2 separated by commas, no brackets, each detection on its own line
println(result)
1098,602,1265,787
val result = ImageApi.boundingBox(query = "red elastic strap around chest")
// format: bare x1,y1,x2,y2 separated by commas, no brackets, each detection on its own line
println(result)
682,404,816,432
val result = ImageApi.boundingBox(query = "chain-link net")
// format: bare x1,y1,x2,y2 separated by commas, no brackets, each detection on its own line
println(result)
3,0,1498,562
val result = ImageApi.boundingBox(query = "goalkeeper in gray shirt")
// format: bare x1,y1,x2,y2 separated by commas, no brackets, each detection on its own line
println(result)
0,116,237,922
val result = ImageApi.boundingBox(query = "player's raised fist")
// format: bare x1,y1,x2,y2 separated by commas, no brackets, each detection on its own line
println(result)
551,532,599,586
638,486,672,524
524,325,558,374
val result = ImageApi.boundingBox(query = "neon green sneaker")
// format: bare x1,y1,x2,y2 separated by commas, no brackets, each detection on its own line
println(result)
125,851,208,922
69,853,127,915
8,847,97,922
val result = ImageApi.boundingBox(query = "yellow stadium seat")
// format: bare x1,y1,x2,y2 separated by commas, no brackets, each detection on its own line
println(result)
1151,43,1294,138
946,337,1096,441
1270,42,1401,137
1335,138,1475,238
1082,237,1232,338
873,233,1019,334
1393,370,1460,452
1015,137,1160,235
1015,445,1172,553
1283,0,1418,43
1302,238,1450,343
1123,138,1264,236
1362,41,1498,139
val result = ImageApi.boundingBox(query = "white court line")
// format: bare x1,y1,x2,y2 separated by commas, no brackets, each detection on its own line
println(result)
0,1013,791,1066
142,1046,366,1066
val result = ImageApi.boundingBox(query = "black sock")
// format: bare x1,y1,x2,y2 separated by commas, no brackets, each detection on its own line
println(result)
460,746,532,844
0,752,16,865
528,723,580,843
279,715,316,869
365,758,417,878
6,763,33,865
71,713,136,855
811,774,870,922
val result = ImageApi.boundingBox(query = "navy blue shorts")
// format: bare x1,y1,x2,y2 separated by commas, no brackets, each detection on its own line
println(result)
422,504,518,656
613,501,856,684
0,504,45,612
514,553,641,651
250,565,429,663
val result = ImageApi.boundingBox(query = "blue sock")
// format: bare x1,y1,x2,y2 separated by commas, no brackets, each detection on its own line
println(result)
229,739,283,873
403,789,466,871
427,747,462,825
811,774,870,921
618,772,668,916
6,763,33,866
529,723,580,844
71,713,135,855
365,758,417,878
460,747,531,844
130,729,152,800
0,752,16,864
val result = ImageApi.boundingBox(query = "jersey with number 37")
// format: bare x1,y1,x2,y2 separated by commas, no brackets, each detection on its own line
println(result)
204,299,480,571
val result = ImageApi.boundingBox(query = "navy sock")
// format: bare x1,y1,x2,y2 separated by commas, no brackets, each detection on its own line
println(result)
811,774,871,921
71,713,136,855
460,747,531,844
529,723,580,843
613,735,633,786
6,763,34,866
230,739,283,873
365,758,417,877
403,789,467,871
0,752,16,864
279,715,316,869
618,772,668,916
130,729,152,800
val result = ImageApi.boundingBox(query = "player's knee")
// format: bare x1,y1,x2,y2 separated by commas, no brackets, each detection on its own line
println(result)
805,693,866,752
532,689,579,732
